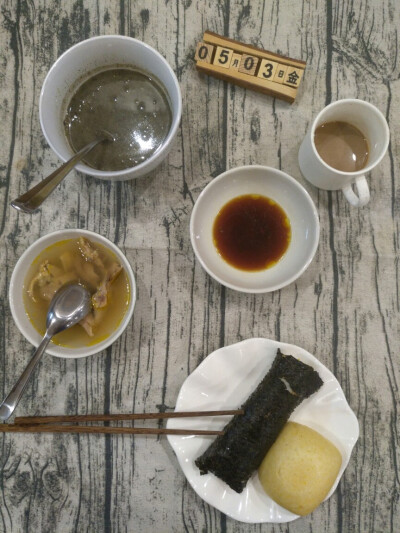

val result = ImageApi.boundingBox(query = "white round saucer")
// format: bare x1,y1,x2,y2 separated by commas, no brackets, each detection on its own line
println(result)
190,165,319,293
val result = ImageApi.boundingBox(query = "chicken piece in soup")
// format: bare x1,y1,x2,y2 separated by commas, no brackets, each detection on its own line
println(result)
23,237,130,347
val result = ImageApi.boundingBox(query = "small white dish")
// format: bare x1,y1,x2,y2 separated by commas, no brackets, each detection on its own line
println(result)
190,165,319,293
40,35,182,181
9,229,136,358
167,338,359,524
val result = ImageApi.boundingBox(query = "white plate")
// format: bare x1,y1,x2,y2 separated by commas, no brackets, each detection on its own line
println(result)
167,338,359,523
190,166,319,293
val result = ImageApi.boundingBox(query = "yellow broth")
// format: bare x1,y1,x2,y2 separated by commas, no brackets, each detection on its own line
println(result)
23,238,130,348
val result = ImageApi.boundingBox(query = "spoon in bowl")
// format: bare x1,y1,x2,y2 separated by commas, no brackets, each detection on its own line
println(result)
11,131,114,214
0,283,91,421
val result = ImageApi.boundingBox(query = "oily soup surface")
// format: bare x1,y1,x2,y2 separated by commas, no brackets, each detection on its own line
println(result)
213,194,291,271
63,68,172,171
23,238,130,347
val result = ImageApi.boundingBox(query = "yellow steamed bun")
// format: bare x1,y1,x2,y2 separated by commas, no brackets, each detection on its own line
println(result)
258,422,342,516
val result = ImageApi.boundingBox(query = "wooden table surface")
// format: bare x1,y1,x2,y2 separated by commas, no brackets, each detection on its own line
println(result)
0,1,399,532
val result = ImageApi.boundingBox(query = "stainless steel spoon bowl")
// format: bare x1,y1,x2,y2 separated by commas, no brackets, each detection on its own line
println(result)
0,283,91,421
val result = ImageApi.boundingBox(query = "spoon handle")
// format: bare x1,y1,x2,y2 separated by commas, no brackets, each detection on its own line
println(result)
0,334,52,421
11,138,103,214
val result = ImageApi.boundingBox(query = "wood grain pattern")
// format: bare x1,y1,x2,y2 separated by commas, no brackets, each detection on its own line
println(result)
0,1,399,532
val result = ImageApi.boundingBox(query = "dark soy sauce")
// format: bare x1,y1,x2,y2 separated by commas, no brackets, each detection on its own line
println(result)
213,194,291,271
63,68,172,171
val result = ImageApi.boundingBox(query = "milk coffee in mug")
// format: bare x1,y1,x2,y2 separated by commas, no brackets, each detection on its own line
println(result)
298,99,389,207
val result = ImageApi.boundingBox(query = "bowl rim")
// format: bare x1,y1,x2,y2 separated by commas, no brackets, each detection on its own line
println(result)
190,165,320,293
9,229,136,358
39,34,182,179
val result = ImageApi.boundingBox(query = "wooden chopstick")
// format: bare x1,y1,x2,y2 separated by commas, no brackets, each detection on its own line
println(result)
14,409,243,426
0,424,224,436
7,410,242,436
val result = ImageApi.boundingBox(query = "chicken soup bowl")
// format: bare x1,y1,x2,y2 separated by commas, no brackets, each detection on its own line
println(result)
9,229,136,358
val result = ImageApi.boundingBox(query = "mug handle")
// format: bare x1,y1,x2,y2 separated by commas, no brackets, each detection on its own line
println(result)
342,176,370,207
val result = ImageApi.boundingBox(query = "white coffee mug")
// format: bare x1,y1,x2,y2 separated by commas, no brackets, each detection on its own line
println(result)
298,99,389,207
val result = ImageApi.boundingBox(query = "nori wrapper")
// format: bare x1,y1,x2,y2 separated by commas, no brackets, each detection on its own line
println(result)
195,349,323,493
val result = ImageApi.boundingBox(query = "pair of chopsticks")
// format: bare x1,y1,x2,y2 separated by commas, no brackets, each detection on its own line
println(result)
0,410,243,436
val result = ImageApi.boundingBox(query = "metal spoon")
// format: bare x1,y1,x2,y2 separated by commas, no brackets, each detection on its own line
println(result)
0,284,91,421
11,132,114,214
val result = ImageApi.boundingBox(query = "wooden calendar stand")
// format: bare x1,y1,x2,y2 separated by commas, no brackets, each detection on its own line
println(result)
195,31,306,103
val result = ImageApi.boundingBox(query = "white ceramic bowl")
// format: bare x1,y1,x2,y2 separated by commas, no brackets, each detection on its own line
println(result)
39,35,182,181
9,229,136,358
190,165,319,293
